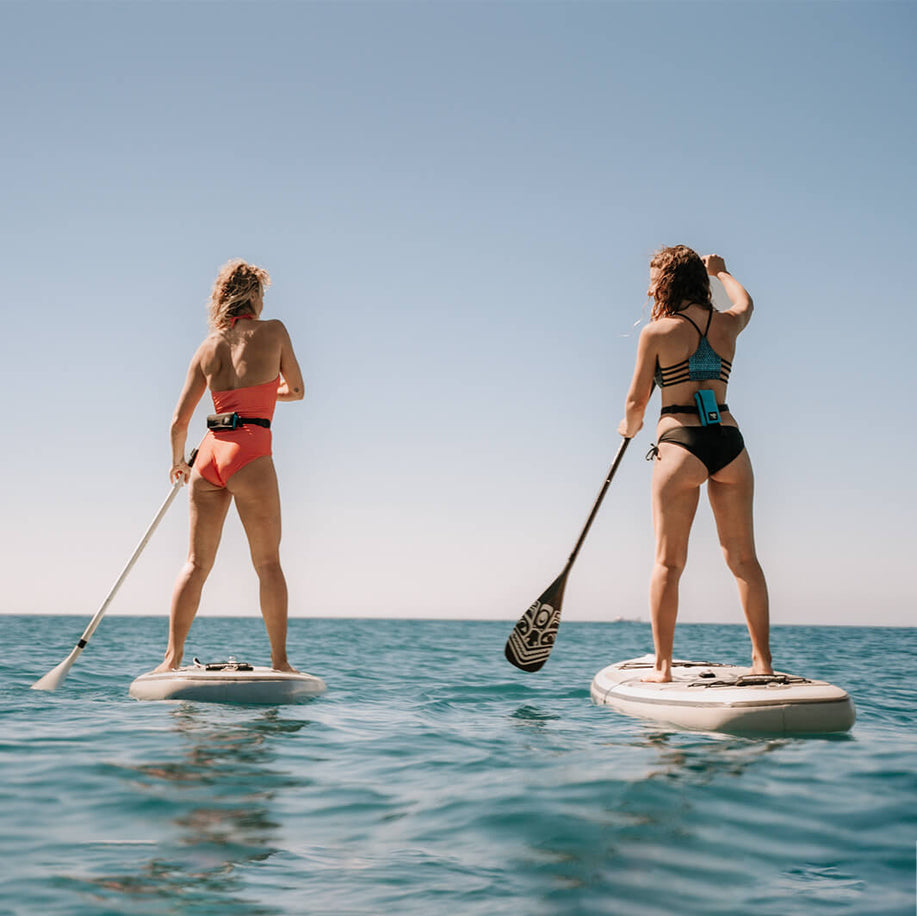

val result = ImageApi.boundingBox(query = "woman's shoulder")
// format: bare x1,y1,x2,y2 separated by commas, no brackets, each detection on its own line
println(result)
195,333,224,358
711,307,746,337
644,315,682,338
259,319,295,348
255,318,290,336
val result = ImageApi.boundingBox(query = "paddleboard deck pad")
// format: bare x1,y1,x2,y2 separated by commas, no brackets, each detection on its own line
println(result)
591,655,855,735
129,658,326,705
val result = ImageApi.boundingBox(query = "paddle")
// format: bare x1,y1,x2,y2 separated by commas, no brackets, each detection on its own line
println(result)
504,436,632,672
31,449,198,692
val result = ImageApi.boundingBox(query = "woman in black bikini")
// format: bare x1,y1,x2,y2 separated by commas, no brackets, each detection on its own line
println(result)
618,246,773,683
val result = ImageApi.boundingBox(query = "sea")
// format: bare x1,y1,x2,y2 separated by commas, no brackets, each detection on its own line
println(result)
1,615,914,916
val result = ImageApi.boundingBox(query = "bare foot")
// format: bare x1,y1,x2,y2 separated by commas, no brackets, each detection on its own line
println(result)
751,652,774,676
150,660,181,674
272,661,300,673
641,670,672,683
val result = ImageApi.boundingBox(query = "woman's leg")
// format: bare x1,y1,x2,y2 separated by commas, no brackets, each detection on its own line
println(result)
645,444,706,681
228,456,295,671
155,473,232,671
708,450,773,674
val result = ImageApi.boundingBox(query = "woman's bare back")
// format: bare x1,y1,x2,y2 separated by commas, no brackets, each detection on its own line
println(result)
198,319,287,391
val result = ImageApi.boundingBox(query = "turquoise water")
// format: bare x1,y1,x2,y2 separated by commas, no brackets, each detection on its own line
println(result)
2,616,915,916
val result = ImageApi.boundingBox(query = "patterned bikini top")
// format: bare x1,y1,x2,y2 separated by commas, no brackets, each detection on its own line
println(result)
654,310,732,388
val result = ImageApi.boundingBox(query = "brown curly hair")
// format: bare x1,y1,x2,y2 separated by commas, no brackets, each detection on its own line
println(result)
207,259,271,330
649,245,711,320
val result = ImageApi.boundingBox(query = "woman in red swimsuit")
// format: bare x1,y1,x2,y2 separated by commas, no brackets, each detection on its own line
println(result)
618,247,773,683
154,260,305,673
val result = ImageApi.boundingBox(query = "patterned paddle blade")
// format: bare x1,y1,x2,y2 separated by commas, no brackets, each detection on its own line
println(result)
504,572,569,672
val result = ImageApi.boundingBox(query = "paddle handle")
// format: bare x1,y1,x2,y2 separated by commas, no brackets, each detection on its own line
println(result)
565,436,631,570
75,482,182,649
504,436,634,672
564,380,655,570
32,448,199,693
71,446,200,647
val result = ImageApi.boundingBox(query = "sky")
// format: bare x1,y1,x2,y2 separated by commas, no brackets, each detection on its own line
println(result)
1,0,915,630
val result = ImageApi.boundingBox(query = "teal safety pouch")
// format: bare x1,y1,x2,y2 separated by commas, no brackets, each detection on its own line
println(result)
207,412,241,430
694,389,721,426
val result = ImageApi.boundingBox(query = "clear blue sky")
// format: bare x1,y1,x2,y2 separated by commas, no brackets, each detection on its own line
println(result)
2,1,914,626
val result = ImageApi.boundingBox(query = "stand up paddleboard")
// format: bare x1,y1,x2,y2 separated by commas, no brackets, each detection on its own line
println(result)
129,658,326,705
591,656,855,735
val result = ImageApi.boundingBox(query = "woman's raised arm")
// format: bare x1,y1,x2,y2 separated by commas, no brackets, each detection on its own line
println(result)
704,254,754,332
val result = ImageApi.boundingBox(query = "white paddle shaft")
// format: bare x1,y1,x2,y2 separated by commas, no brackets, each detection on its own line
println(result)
75,480,184,646
31,465,192,691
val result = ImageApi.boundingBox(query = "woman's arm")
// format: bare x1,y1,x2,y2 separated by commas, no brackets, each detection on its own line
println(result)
617,325,657,438
169,351,208,482
704,254,754,332
275,321,305,401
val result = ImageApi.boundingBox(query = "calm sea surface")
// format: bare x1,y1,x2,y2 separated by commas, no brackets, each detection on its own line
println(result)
1,616,914,916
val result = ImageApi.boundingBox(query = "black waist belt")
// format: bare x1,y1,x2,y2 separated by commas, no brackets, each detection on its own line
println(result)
207,412,271,430
660,403,729,416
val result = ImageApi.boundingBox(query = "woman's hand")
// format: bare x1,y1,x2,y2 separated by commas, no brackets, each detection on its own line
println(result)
702,254,727,276
617,417,642,438
170,462,191,485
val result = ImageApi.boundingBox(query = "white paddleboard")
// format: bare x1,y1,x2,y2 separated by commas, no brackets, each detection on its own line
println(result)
591,655,855,735
129,658,326,705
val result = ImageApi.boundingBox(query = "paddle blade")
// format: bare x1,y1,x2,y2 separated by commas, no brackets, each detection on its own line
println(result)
504,573,568,672
30,647,82,692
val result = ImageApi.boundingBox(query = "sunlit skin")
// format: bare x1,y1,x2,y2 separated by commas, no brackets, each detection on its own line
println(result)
618,253,773,683
154,279,305,674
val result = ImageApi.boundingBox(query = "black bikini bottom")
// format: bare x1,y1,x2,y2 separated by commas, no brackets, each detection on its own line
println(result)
652,425,746,476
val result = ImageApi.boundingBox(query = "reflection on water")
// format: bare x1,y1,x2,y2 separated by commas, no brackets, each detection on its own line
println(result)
634,725,851,786
510,705,562,726
509,724,806,904
80,706,309,915
637,729,791,783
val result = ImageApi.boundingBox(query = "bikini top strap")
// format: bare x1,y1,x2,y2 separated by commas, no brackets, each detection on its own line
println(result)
676,312,704,337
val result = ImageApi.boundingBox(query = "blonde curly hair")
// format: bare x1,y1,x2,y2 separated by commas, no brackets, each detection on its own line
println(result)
207,259,271,330
649,245,711,320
